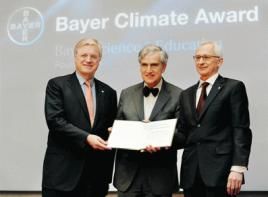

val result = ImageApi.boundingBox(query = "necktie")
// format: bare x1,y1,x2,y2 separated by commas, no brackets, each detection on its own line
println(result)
196,82,209,115
84,81,94,126
143,86,159,97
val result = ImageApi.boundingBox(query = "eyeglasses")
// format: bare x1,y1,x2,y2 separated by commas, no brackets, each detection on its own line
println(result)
79,53,100,61
193,55,220,62
140,64,161,71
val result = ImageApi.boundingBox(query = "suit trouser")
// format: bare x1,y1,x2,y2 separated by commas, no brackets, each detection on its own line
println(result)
183,168,233,197
42,159,109,197
118,167,172,197
42,183,108,197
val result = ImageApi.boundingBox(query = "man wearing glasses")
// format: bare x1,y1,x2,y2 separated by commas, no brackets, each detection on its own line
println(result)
178,41,252,197
42,38,117,197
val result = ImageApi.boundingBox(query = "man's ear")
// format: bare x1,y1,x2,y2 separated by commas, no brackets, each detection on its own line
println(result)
162,64,167,73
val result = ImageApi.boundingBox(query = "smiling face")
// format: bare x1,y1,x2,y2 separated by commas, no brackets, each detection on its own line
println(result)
140,52,166,88
195,43,223,81
75,44,101,80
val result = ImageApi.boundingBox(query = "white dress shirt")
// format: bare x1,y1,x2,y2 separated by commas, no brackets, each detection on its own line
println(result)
143,79,163,121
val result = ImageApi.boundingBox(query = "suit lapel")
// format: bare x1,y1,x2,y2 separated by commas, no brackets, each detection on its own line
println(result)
132,83,144,120
190,83,199,120
68,73,90,121
149,81,170,120
198,75,225,119
93,79,105,127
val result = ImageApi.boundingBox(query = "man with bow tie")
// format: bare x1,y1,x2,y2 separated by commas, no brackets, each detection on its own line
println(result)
113,44,185,197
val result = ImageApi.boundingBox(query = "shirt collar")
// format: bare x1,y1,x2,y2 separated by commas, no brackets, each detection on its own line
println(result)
144,78,163,91
199,73,219,88
76,72,94,87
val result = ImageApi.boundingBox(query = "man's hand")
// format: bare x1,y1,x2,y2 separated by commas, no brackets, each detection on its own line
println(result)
143,145,161,153
107,127,112,133
86,134,111,150
141,145,170,153
227,171,243,196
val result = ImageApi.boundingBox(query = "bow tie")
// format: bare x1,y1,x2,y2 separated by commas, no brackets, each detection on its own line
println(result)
143,86,159,97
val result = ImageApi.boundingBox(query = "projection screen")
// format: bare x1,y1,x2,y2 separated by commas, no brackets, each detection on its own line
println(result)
0,0,267,191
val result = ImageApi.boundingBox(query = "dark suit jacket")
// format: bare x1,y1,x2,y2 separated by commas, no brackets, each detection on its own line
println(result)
42,72,117,191
179,75,252,189
113,80,184,195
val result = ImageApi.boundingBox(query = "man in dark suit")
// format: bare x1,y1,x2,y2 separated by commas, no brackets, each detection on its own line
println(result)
113,44,184,197
179,41,252,197
42,38,117,197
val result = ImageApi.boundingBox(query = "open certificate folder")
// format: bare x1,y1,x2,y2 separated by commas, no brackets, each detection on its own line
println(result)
107,119,177,150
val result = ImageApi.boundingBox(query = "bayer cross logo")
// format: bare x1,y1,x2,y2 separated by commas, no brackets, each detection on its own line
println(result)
7,7,45,46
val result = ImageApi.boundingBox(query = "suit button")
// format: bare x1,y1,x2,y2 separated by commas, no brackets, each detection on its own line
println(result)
197,124,201,128
197,142,201,145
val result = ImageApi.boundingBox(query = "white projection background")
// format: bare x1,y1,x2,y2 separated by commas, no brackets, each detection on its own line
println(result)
0,0,267,191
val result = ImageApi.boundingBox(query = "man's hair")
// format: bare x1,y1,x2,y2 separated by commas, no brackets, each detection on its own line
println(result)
138,44,168,65
74,38,102,58
197,41,223,57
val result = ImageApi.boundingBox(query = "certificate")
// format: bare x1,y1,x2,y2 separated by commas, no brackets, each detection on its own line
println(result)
107,119,177,150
